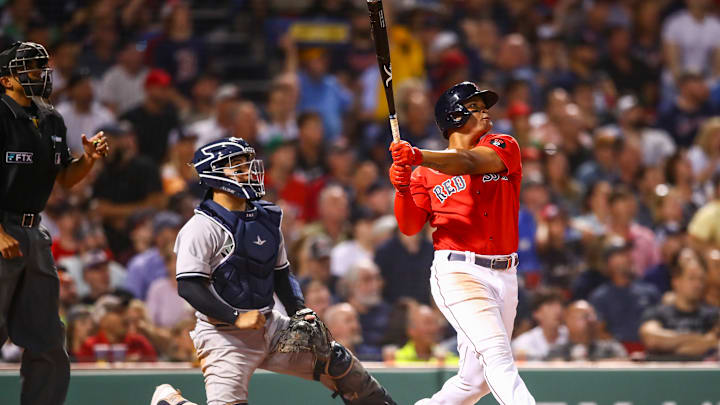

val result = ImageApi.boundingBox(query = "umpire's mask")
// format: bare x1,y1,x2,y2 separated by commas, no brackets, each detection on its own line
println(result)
0,42,53,99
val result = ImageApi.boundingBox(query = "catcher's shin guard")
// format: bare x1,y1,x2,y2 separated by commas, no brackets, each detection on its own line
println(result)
320,342,396,405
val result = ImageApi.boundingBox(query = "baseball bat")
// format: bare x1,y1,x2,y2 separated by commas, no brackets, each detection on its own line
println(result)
367,0,400,143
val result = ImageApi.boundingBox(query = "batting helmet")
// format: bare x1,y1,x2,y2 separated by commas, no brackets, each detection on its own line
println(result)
0,41,53,99
435,81,498,137
192,137,265,200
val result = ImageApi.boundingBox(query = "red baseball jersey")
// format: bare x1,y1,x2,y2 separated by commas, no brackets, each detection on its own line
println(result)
409,133,522,255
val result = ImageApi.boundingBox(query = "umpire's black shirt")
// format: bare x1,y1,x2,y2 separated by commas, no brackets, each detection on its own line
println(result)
0,94,72,214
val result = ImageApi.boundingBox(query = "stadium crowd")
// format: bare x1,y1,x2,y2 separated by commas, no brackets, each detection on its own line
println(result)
1,0,720,364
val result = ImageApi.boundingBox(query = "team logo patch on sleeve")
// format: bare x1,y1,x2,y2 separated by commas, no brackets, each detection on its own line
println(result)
6,152,33,164
490,138,506,149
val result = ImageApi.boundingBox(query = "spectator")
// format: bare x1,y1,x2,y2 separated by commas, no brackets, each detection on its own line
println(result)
65,306,94,362
687,117,720,186
547,300,627,361
187,84,241,148
98,41,149,115
349,161,380,213
543,149,583,216
297,235,338,297
263,140,310,218
512,288,568,361
161,131,200,196
76,19,118,78
396,80,441,150
536,205,584,292
606,186,661,276
49,40,80,103
301,279,332,321
516,176,545,284
58,269,79,322
75,303,157,362
165,319,197,362
614,95,676,167
375,229,434,305
640,254,719,360
324,303,376,360
705,249,720,307
688,174,720,251
644,227,687,294
184,74,219,124
125,299,173,357
661,0,720,87
120,69,184,163
600,26,654,96
56,70,116,154
294,46,352,140
656,72,718,148
92,123,165,258
49,203,81,261
125,211,183,300
325,139,356,189
302,184,350,245
394,304,459,365
338,259,391,354
330,208,375,278
295,112,328,183
575,127,620,187
79,250,133,306
589,237,661,343
146,250,193,328
148,0,205,94
258,81,299,144
231,101,262,147
57,226,127,299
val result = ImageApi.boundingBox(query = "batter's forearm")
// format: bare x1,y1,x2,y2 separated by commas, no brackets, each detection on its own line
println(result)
419,149,477,175
394,192,428,235
420,147,505,175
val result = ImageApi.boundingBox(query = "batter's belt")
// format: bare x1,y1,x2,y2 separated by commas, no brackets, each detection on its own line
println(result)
446,251,519,270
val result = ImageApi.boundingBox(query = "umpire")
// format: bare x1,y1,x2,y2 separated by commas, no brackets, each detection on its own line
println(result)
0,42,108,404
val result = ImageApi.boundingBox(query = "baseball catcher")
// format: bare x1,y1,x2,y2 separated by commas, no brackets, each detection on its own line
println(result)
151,137,395,405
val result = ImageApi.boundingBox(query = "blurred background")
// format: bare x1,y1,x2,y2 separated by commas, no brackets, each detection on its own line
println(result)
1,0,720,401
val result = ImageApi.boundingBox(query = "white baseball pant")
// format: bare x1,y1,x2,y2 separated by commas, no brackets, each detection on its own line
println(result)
418,250,536,405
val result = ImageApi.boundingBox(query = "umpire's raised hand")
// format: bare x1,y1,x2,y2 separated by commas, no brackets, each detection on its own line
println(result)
0,225,22,258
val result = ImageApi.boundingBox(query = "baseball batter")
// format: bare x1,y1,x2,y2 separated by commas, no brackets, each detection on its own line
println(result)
150,137,396,405
389,82,536,405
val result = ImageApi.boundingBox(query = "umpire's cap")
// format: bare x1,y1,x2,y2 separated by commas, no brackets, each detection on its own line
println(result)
0,42,21,76
435,81,498,137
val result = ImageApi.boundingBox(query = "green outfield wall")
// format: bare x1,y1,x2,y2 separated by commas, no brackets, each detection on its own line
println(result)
1,366,719,405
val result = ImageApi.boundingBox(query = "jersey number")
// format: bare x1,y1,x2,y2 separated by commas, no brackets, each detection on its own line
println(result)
432,176,466,203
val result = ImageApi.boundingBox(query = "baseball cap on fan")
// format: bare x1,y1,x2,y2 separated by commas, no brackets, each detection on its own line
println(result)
82,249,110,270
145,69,172,89
308,236,332,260
602,236,633,259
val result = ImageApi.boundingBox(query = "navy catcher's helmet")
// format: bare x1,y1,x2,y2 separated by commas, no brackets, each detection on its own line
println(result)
435,81,498,137
192,137,265,200
0,41,53,99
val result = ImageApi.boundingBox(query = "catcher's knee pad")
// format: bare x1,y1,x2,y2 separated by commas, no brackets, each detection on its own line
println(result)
321,342,396,405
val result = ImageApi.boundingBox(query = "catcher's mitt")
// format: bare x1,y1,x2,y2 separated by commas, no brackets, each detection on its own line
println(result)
272,308,333,364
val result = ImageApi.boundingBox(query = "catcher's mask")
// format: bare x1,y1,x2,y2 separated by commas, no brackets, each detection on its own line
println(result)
0,41,53,99
191,137,265,200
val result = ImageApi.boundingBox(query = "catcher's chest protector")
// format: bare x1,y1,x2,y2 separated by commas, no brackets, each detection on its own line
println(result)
198,199,281,309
